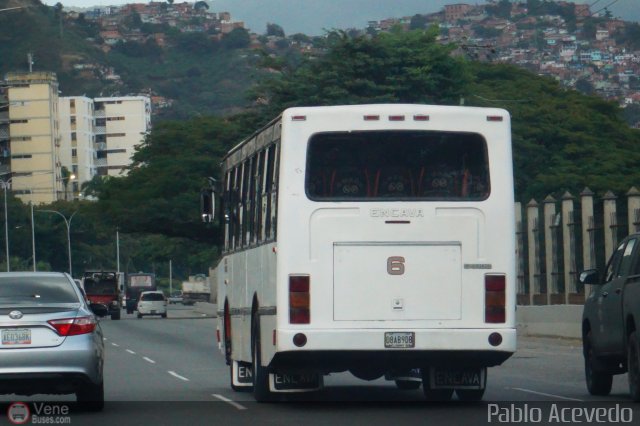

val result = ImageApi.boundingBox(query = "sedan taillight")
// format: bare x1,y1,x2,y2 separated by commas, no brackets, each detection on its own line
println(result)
48,316,97,336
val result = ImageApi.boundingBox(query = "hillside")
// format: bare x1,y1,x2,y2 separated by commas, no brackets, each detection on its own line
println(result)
0,0,261,118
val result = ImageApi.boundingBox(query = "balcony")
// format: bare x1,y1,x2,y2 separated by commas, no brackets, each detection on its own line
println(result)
94,110,106,118
95,158,107,167
94,126,106,134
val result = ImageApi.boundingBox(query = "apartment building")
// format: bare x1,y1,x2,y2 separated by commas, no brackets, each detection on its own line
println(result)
93,96,151,177
58,96,96,199
0,83,9,177
5,72,62,205
2,71,151,203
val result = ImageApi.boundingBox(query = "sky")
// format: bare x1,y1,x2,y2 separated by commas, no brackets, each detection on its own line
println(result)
40,0,640,36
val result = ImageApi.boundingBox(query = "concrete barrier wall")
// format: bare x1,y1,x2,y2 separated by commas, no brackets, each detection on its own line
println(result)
516,305,583,339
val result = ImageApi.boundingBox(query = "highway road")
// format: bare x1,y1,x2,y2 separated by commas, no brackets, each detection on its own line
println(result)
2,304,640,425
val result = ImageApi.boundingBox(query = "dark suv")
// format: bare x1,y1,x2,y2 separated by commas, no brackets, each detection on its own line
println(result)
580,233,640,401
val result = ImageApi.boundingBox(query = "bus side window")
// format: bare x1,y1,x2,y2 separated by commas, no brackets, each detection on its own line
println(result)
222,171,233,251
262,145,274,240
233,166,242,250
270,142,280,239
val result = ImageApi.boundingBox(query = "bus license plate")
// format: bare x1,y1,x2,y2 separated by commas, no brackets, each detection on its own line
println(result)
2,329,31,345
384,332,415,348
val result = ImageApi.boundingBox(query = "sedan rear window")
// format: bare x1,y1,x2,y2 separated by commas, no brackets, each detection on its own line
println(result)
141,293,164,301
0,276,79,305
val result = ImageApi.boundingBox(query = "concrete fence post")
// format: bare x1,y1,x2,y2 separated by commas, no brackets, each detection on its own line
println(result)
561,192,577,303
581,188,595,298
603,191,618,261
515,202,527,303
527,199,543,305
543,195,557,305
627,187,640,235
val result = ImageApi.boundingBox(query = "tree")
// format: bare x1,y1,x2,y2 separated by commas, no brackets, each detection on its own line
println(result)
409,14,427,30
266,23,285,37
486,0,512,19
221,28,250,49
576,78,594,95
194,1,209,11
253,28,470,117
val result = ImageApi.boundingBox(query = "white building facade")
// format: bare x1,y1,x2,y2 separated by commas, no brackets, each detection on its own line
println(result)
93,96,151,177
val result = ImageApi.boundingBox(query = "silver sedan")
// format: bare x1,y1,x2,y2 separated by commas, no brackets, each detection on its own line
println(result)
0,272,108,411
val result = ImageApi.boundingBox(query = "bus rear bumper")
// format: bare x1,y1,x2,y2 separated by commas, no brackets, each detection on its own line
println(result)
272,328,515,370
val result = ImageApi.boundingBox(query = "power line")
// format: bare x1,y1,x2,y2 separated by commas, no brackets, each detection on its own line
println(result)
591,0,622,16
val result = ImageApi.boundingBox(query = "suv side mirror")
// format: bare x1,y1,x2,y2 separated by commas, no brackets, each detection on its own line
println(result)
579,269,600,285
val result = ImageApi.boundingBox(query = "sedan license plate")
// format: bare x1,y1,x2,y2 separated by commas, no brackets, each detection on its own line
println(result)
2,329,31,345
384,332,415,348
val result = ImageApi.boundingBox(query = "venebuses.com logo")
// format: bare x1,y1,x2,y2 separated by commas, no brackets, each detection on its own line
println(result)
7,402,30,425
6,402,72,424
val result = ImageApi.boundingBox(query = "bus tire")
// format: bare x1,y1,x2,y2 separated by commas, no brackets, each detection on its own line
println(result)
421,369,453,402
584,332,612,396
628,331,640,402
395,380,421,390
252,315,274,402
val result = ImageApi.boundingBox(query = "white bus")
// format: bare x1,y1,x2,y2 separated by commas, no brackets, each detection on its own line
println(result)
202,104,516,402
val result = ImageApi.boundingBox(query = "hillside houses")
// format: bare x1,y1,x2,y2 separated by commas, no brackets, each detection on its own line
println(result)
365,1,640,108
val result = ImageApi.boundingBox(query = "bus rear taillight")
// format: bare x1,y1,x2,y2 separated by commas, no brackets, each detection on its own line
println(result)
485,275,506,323
289,275,310,324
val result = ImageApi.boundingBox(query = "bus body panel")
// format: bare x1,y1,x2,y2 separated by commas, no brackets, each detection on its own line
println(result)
216,104,515,374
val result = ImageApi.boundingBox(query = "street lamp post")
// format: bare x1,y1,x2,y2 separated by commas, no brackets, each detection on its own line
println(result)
37,210,77,276
0,178,12,272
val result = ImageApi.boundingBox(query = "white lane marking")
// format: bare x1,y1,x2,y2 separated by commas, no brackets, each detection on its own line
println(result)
212,394,248,410
143,357,156,364
168,371,190,381
510,387,584,402
111,343,120,347
126,349,136,355
103,337,107,341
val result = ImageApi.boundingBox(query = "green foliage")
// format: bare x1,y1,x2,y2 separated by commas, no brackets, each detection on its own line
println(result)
266,23,285,37
221,28,251,49
252,28,471,117
473,25,503,39
615,23,640,50
409,14,427,30
485,0,512,19
467,63,640,201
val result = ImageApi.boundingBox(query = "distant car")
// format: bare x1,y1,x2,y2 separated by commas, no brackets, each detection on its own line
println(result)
0,272,108,411
137,291,167,318
168,291,183,304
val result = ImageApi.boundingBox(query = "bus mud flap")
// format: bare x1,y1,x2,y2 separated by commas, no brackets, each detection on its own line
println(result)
269,371,324,393
232,361,254,389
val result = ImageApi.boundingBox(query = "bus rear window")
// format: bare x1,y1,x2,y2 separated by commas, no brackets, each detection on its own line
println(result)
306,131,490,201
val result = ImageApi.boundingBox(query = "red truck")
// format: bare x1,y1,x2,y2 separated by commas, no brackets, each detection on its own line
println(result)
82,271,122,320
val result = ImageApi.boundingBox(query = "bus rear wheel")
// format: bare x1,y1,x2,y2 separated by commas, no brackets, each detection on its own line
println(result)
252,316,275,402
